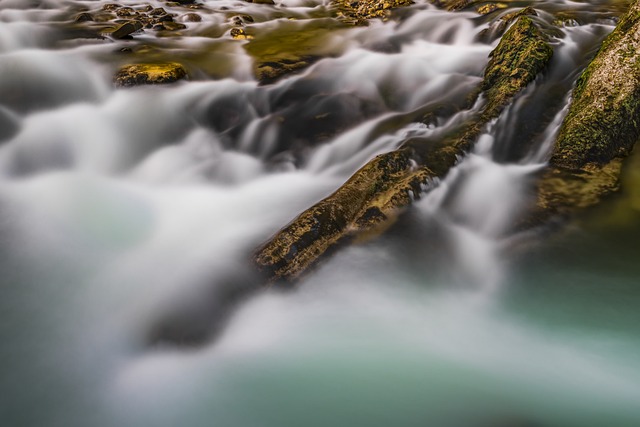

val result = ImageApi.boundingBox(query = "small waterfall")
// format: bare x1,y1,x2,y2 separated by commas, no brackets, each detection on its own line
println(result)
1,1,640,427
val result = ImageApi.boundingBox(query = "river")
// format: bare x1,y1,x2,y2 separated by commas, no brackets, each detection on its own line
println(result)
0,0,639,426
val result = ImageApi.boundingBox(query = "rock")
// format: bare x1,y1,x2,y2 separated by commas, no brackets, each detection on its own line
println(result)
155,21,187,31
255,57,316,83
531,0,640,219
181,13,202,22
102,3,121,11
101,21,143,39
552,2,640,169
230,27,253,39
149,8,169,17
74,12,94,22
431,0,471,11
157,14,174,23
477,6,538,42
244,0,275,4
334,0,413,23
114,63,188,87
254,16,553,283
243,20,342,83
477,3,507,15
115,7,137,17
480,16,553,119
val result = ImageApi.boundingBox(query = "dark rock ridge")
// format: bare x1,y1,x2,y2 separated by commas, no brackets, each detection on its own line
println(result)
254,16,553,283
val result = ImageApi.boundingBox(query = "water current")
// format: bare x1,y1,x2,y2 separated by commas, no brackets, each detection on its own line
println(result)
1,0,639,426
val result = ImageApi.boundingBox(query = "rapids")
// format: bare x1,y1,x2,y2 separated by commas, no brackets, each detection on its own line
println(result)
1,0,639,426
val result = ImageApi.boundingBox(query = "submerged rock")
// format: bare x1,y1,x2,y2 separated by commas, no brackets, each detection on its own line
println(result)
100,20,143,39
230,27,253,40
114,63,187,87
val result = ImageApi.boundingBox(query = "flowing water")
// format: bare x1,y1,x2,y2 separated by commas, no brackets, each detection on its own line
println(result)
1,0,639,426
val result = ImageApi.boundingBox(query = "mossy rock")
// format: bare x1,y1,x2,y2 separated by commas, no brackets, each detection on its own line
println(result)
481,16,553,119
333,0,413,24
551,0,640,169
114,63,188,87
254,148,432,281
476,2,507,15
254,17,553,282
528,0,640,224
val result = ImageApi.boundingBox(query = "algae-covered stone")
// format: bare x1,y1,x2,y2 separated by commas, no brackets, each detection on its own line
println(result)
114,63,187,87
551,0,640,169
481,16,553,118
528,0,640,222
230,27,253,40
74,12,94,22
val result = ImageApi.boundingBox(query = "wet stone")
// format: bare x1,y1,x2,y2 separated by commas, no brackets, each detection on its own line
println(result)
74,12,94,22
149,8,168,16
102,21,143,39
116,7,137,17
158,21,187,31
230,27,253,39
102,3,121,11
181,13,202,22
477,3,507,15
114,63,188,87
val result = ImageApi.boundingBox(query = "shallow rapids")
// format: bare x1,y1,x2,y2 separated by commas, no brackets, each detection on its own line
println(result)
1,1,639,426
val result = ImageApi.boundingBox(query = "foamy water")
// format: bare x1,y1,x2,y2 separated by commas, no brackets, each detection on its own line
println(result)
1,1,639,426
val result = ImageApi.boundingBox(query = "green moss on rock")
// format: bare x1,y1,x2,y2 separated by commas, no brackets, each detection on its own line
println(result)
523,0,640,225
551,0,640,170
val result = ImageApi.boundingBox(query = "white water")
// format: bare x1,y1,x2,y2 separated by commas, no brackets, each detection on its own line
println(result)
1,1,640,426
